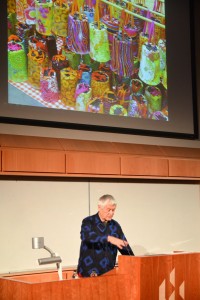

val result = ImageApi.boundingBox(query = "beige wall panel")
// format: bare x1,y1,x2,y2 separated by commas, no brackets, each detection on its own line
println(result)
89,182,200,256
0,181,89,273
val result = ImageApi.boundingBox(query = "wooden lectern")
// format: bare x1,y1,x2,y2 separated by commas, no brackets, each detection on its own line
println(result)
117,253,200,299
0,253,200,299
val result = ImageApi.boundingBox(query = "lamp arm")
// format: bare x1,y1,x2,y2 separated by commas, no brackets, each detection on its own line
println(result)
44,245,55,257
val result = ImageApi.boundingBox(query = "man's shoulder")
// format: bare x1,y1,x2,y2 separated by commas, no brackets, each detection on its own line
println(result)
110,218,120,227
82,213,98,223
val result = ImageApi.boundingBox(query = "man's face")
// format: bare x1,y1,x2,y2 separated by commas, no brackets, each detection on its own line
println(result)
98,201,116,222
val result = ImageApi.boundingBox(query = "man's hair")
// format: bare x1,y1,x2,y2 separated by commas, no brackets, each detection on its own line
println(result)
98,194,117,207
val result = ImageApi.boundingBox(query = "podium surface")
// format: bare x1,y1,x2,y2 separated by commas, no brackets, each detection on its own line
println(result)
0,253,200,299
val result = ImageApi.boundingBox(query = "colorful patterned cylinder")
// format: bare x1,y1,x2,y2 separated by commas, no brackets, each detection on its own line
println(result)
151,15,165,43
7,0,16,14
16,0,27,23
40,68,59,103
91,71,110,98
124,24,139,57
111,33,135,78
109,104,127,116
28,35,46,52
8,42,28,82
86,98,103,113
99,63,113,87
24,0,36,25
89,22,110,63
28,35,57,59
133,8,146,34
137,32,149,60
60,67,78,107
52,54,69,89
145,86,162,114
130,78,143,94
138,43,160,86
131,93,148,118
101,15,119,53
158,39,166,78
52,2,70,37
78,64,92,85
152,111,168,121
124,23,138,38
7,13,17,36
62,45,81,70
35,0,53,36
75,83,92,111
128,100,139,117
16,22,34,54
8,35,26,59
103,90,119,114
67,13,90,54
116,83,131,110
162,68,167,89
27,49,48,89
83,6,94,23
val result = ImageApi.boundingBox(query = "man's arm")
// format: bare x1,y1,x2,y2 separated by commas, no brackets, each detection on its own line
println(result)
107,223,135,255
107,235,128,249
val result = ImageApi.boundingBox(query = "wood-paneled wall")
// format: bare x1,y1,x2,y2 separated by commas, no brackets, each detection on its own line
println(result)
0,134,200,179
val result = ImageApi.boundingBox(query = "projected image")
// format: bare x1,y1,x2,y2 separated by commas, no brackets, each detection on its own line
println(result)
7,0,167,121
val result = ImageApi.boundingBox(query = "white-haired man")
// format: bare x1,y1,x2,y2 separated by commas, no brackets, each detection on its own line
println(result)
77,194,134,277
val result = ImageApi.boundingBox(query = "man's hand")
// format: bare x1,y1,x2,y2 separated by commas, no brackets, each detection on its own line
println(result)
107,235,128,249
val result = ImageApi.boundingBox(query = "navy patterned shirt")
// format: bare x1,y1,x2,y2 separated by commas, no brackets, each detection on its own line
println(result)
77,213,134,277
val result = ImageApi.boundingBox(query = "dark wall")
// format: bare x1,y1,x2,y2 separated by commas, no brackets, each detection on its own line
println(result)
193,0,200,139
